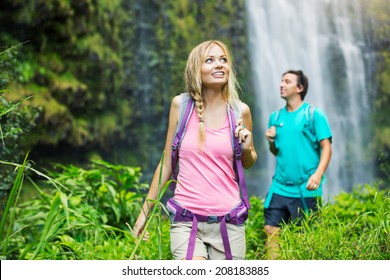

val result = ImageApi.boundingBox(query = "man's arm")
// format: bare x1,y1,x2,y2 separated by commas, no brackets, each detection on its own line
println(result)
306,138,332,190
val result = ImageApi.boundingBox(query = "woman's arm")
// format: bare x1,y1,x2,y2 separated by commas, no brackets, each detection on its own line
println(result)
133,95,181,237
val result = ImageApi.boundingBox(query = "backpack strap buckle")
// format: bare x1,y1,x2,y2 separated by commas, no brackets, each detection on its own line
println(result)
207,215,219,224
180,208,187,216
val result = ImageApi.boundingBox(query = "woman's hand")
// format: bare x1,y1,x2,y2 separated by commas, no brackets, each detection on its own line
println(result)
133,213,150,241
235,118,252,153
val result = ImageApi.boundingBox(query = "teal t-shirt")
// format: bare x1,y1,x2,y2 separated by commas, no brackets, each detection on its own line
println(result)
264,103,332,208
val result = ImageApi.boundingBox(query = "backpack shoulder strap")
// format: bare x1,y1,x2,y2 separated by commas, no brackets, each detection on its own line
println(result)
305,105,316,132
227,104,250,209
172,93,194,149
176,93,192,132
304,105,320,153
170,93,194,191
273,108,283,125
310,105,316,125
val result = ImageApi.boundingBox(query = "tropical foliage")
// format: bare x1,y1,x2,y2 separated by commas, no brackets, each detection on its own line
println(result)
0,0,249,173
0,158,388,260
0,45,39,223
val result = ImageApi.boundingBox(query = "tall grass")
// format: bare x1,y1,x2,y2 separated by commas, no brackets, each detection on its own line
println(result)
246,184,389,260
0,153,29,257
129,152,172,260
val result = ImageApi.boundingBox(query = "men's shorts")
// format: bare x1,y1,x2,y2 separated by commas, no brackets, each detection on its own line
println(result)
170,222,246,260
264,193,319,227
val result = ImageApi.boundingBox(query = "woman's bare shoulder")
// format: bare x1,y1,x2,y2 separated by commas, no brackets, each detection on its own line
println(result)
240,101,251,116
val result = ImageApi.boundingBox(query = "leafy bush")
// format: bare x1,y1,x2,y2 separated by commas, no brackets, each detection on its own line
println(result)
0,159,161,259
48,160,148,229
0,45,39,224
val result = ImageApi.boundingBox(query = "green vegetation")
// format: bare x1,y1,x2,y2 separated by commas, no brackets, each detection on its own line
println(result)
362,0,390,184
0,0,250,173
276,186,389,260
246,185,389,260
0,157,160,260
0,45,39,225
0,157,388,260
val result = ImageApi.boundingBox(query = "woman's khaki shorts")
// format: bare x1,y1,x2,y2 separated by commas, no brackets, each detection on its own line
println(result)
170,221,246,260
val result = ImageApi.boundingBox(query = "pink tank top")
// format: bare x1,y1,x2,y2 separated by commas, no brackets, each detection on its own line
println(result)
174,109,241,216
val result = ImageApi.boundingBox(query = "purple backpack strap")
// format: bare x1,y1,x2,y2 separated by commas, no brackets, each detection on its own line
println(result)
185,217,232,260
185,214,232,260
185,216,198,260
220,218,233,259
168,198,244,260
170,95,194,191
227,106,250,210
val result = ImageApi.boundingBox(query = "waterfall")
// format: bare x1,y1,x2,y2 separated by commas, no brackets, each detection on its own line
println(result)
246,0,373,199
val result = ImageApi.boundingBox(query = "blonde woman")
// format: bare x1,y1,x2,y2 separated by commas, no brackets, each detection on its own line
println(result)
133,40,257,260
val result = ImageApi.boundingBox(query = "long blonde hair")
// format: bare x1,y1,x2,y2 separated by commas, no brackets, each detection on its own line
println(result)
184,40,241,149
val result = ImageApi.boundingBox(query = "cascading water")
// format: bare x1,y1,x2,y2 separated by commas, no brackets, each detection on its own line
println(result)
246,0,373,199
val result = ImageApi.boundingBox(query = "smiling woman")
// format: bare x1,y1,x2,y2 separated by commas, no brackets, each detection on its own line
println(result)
133,40,258,260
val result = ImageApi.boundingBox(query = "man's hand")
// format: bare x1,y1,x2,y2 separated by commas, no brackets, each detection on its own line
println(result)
265,126,276,143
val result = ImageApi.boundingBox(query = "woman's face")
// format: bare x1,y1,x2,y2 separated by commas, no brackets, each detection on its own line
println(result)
201,44,229,89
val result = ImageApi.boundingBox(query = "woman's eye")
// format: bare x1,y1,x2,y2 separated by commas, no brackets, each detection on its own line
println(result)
205,57,227,63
